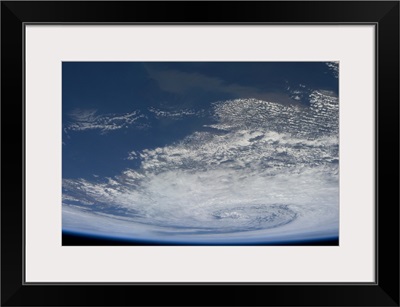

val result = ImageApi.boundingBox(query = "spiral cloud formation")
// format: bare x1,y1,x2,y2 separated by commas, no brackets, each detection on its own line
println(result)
63,90,339,244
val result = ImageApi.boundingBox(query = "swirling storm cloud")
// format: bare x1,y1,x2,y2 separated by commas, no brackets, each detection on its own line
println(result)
62,62,339,245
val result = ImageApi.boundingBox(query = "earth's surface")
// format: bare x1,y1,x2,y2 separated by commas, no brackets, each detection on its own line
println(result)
62,62,339,245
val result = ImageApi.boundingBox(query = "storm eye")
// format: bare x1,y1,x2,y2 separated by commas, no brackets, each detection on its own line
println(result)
211,205,297,232
62,62,339,245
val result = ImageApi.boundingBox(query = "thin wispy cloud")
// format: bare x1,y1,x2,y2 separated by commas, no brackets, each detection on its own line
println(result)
145,66,293,103
148,107,204,120
326,62,339,78
64,109,148,134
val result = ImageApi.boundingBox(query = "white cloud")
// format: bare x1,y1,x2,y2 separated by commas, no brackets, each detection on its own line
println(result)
65,109,147,134
63,92,339,244
148,107,200,119
326,62,339,78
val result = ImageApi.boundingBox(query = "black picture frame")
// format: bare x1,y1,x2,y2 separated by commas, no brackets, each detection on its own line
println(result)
1,1,399,306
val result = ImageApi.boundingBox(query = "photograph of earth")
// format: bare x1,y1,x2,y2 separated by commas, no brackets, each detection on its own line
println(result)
62,62,339,246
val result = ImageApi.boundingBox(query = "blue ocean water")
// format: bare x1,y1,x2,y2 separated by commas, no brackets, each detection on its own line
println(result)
62,62,339,245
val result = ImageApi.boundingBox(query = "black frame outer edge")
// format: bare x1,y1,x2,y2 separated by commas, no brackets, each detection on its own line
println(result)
1,1,399,306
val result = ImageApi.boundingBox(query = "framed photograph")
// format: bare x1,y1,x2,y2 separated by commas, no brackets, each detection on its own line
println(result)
1,1,399,306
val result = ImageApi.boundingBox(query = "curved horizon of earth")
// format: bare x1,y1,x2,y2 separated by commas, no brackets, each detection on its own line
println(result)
62,62,339,245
